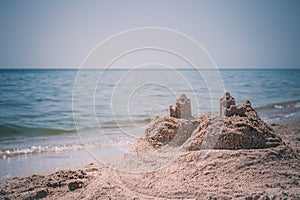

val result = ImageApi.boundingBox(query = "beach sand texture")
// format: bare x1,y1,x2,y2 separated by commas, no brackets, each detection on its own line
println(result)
1,94,300,199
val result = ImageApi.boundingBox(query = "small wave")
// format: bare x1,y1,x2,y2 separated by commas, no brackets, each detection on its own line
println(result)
256,99,300,111
0,137,134,159
257,99,300,124
0,123,77,141
285,113,295,119
274,105,283,109
0,144,85,159
0,120,146,142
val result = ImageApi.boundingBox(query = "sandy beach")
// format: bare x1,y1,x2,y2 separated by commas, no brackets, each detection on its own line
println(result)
1,0,300,199
1,104,300,199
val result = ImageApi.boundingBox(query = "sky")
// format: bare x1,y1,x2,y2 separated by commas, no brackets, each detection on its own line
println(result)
0,0,299,69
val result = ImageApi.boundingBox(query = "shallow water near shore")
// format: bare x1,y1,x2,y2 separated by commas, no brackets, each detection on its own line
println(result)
0,68,300,178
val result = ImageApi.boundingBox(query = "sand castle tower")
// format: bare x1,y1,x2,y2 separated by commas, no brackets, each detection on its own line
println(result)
220,92,236,115
220,92,246,117
169,94,192,119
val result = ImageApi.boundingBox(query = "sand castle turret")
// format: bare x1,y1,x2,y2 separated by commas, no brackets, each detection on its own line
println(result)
220,92,236,115
220,92,246,117
169,94,192,119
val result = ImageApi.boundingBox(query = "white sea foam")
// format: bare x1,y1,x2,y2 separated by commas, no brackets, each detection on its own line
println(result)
285,113,295,119
0,136,134,159
0,144,85,158
274,105,283,109
294,102,300,108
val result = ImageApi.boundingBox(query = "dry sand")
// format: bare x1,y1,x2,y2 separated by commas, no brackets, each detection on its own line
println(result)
1,117,300,199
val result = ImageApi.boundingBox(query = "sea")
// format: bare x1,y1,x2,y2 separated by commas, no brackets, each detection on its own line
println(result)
0,68,300,178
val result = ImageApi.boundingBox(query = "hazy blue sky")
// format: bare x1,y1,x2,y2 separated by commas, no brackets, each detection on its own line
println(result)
0,0,299,68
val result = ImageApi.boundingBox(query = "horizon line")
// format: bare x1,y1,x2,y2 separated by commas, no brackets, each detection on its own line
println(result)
0,67,299,70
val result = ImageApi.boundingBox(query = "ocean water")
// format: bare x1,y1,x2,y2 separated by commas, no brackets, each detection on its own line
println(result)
0,68,300,177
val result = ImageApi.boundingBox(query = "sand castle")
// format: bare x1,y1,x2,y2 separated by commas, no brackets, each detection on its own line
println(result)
131,92,283,152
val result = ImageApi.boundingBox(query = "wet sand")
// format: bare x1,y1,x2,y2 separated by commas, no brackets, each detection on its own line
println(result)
1,118,300,199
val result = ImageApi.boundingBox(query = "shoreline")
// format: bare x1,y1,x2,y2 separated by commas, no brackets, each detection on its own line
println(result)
1,117,300,199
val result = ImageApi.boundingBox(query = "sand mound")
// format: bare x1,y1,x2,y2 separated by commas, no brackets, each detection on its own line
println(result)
131,94,283,153
2,144,299,199
0,168,96,200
